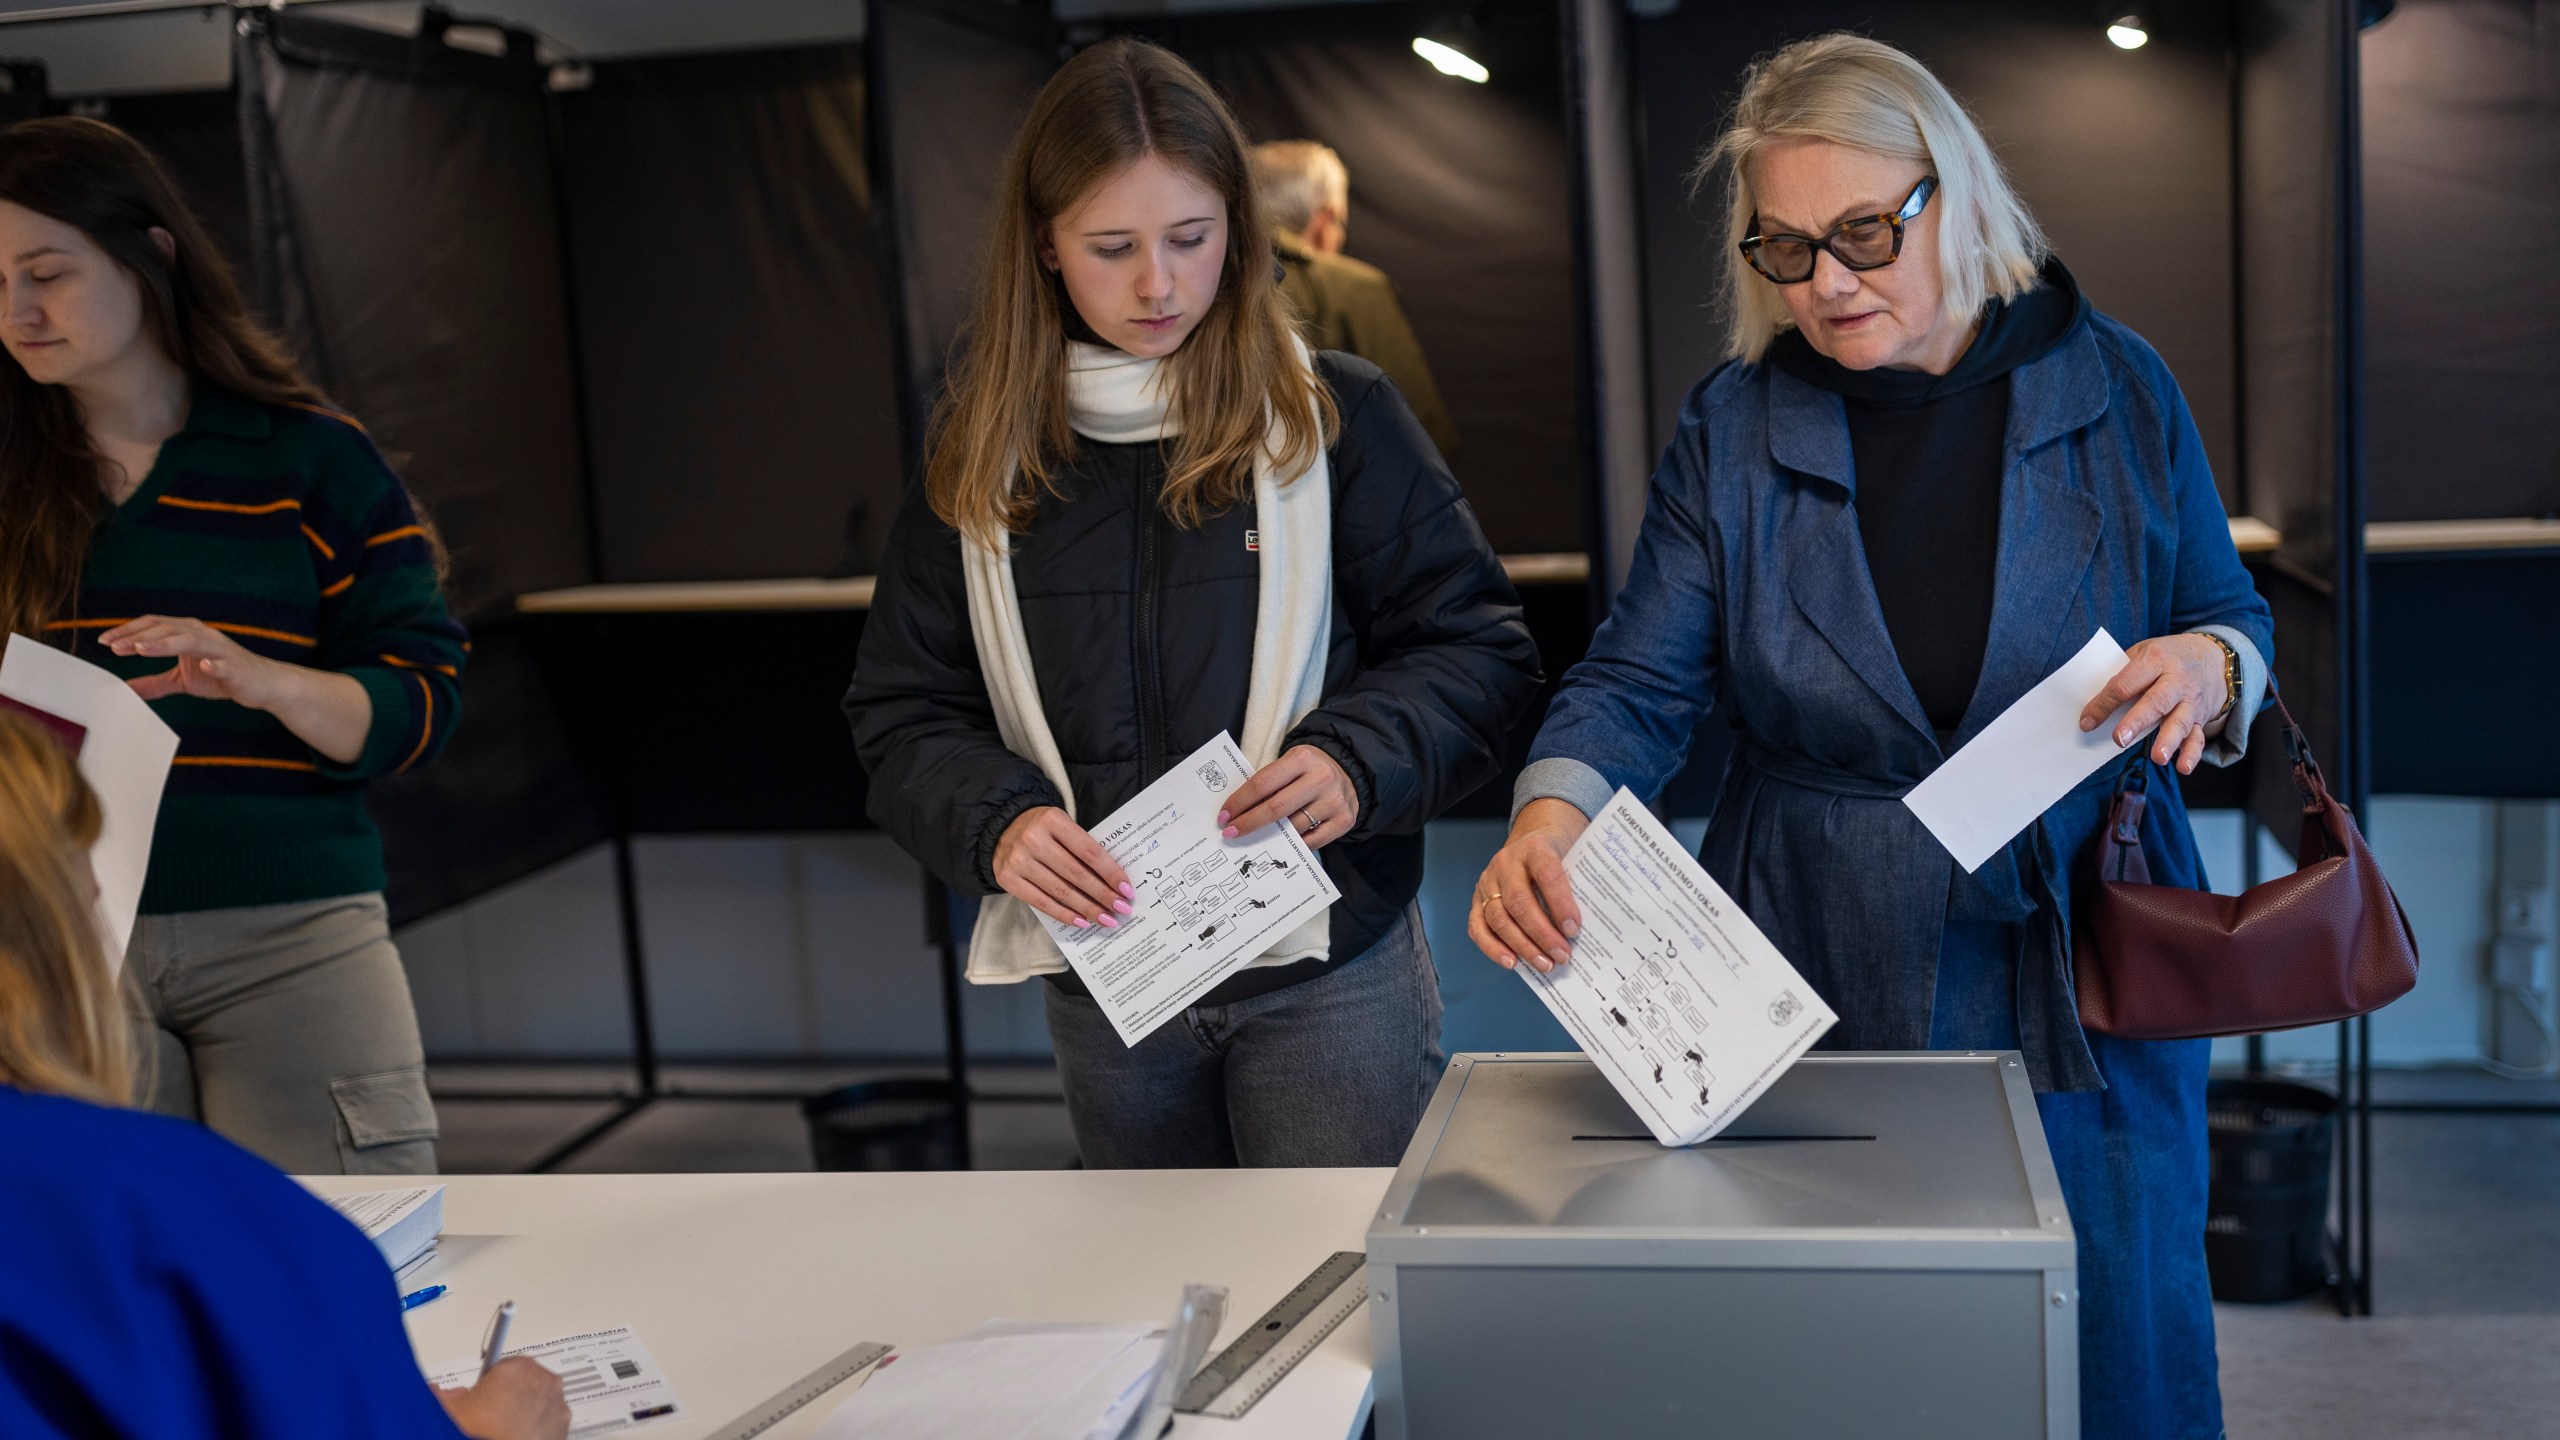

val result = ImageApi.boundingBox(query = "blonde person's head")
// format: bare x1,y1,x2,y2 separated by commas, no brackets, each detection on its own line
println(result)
1251,140,1349,235
926,40,1335,549
0,708,128,1105
1696,33,2046,363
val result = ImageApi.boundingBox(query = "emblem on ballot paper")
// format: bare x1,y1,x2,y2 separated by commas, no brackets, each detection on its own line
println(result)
1769,990,1804,1026
1199,760,1229,792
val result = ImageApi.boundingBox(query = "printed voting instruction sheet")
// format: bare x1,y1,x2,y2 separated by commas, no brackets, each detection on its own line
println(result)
1042,732,1337,1047
1519,788,1837,1146
426,1327,682,1435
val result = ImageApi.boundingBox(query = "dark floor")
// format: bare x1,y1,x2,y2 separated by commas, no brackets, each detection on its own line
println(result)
428,1061,2560,1438
428,1060,1078,1174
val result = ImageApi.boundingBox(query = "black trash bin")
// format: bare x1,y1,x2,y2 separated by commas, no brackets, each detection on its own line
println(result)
2203,1077,2337,1303
803,1078,965,1171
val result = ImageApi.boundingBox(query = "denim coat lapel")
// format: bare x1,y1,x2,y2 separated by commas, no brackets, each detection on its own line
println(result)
1953,326,2113,744
1765,367,1938,745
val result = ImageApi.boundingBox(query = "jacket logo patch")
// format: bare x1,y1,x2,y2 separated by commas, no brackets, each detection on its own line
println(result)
1244,529,1259,552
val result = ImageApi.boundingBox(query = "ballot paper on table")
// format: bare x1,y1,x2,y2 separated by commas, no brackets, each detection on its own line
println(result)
811,1320,1165,1440
1041,732,1338,1047
0,633,179,971
1901,628,2137,873
425,1327,682,1435
318,1182,443,1275
1519,788,1838,1146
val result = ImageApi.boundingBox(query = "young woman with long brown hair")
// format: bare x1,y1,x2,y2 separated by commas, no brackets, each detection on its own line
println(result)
847,40,1539,1167
0,711,565,1440
0,117,465,1175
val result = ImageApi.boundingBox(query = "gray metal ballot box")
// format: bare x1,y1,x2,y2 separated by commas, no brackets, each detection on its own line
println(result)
1366,1052,2077,1440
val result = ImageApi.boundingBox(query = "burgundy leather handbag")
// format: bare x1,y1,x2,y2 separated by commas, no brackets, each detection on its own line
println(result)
2073,697,2420,1040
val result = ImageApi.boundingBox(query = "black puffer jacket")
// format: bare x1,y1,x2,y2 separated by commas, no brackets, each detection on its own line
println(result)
847,352,1541,966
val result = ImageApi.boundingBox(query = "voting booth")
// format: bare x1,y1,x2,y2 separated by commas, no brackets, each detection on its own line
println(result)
1368,1052,2078,1440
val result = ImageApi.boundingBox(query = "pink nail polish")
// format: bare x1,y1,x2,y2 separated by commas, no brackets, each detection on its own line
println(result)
1221,826,1239,839
1099,915,1119,929
1216,811,1229,825
1114,900,1132,915
1118,882,1134,898
1071,917,1090,929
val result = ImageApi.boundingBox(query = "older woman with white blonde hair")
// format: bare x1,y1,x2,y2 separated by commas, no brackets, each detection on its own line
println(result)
1471,33,2267,1439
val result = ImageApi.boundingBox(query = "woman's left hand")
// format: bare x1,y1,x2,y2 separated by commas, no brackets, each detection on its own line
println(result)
99,614,374,765
100,615,292,708
1219,744,1359,850
2078,633,2230,776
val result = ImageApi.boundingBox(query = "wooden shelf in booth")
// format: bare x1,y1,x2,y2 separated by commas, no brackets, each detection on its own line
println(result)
516,553,1599,615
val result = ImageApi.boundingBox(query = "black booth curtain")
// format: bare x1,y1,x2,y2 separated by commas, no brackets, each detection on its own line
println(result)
2235,0,2360,818
236,12,605,924
558,43,906,580
237,12,590,619
1142,1,1583,554
86,89,255,281
2361,0,2560,524
866,0,1061,440
2360,0,2559,797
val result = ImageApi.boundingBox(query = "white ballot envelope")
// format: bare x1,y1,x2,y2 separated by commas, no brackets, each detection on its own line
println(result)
425,1327,683,1435
1901,628,2138,872
1040,732,1338,1047
1518,788,1837,1146
0,633,179,971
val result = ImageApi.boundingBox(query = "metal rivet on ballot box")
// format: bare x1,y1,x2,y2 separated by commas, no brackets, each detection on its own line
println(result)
2051,1292,2070,1307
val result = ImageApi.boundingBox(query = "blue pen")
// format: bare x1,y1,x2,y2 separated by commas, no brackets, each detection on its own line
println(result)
400,1284,447,1312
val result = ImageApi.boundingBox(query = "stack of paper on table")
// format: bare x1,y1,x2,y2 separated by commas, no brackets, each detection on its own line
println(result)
320,1183,444,1279
813,1320,1167,1440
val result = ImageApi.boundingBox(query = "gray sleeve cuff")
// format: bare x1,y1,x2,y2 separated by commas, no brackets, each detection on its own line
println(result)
2192,625,2268,767
1512,756,1616,824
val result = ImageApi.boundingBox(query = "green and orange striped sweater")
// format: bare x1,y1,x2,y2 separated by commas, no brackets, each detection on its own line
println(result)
50,383,467,914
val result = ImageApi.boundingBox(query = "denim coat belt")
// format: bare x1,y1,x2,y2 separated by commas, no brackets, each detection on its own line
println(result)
1724,735,2110,1092
1526,312,2276,1094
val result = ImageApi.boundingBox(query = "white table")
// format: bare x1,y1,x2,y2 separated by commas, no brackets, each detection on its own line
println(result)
307,1169,1387,1440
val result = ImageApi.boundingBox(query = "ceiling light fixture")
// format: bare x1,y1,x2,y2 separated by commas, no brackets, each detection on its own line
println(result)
2105,14,2150,48
1412,37,1490,84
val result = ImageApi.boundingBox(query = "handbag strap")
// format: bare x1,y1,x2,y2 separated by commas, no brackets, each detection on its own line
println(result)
2096,760,2151,884
2268,691,2336,817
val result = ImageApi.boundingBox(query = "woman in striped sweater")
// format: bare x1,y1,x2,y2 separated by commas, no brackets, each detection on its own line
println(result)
0,118,465,1175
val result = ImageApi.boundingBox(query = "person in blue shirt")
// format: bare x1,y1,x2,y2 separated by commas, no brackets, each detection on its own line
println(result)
0,709,565,1440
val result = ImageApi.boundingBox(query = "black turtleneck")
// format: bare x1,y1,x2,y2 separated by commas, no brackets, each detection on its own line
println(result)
1766,257,2088,738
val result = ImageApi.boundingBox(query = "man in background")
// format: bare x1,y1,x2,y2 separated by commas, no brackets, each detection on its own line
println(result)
1251,140,1458,457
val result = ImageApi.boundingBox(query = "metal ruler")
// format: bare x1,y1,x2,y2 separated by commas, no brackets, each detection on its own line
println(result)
1176,1250,1367,1420
701,1340,894,1440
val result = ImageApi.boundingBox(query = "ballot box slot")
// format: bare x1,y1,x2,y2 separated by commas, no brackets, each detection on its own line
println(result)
1569,1133,1876,1143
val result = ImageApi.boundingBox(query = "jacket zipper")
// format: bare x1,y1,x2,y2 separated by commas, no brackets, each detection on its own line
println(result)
1134,455,1168,781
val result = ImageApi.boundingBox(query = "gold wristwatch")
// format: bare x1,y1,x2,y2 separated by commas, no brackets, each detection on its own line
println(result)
2200,633,2240,722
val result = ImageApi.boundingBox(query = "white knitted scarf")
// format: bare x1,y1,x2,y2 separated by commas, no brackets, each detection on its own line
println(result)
958,339,1335,983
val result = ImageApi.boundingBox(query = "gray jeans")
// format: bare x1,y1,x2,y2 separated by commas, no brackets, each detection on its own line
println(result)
1043,904,1446,1168
125,893,439,1175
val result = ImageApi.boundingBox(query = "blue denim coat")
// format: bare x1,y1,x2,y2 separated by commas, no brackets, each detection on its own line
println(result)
1525,312,2274,1092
